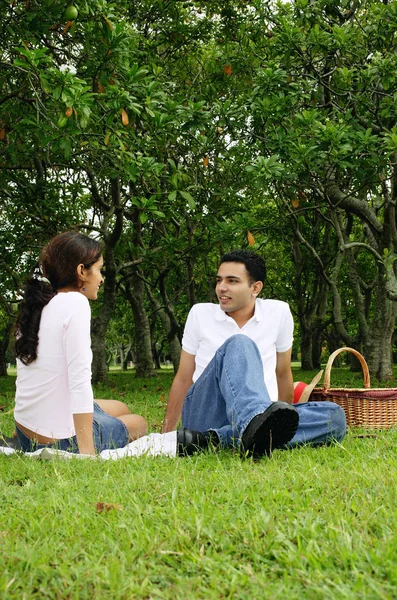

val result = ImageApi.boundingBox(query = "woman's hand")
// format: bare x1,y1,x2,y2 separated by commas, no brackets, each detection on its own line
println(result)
73,413,96,455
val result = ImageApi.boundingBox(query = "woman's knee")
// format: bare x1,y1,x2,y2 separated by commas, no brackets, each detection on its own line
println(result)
96,399,131,417
120,414,148,441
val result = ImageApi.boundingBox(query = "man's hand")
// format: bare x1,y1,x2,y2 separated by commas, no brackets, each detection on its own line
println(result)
276,348,294,404
162,350,195,432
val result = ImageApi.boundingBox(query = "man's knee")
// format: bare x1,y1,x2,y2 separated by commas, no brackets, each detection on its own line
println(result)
324,401,347,441
221,334,256,351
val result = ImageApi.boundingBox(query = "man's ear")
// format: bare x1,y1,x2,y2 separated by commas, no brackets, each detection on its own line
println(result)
252,281,263,296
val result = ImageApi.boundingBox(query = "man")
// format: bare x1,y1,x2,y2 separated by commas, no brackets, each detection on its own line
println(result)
163,250,346,457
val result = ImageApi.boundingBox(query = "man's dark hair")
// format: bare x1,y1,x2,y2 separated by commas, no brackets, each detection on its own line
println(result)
220,250,266,283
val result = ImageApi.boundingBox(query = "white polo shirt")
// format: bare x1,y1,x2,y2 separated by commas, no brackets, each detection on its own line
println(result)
181,299,294,402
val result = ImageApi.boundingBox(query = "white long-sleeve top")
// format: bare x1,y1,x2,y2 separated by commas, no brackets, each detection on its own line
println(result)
14,292,94,438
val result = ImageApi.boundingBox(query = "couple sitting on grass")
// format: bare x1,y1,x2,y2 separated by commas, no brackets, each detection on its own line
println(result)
9,232,346,458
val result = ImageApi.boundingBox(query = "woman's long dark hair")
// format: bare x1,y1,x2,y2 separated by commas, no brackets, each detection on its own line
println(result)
15,231,102,365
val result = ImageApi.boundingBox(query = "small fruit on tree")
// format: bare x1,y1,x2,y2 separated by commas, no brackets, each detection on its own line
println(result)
121,108,129,126
63,5,78,21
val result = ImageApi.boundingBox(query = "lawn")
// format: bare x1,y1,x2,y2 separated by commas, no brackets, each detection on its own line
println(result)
0,367,397,599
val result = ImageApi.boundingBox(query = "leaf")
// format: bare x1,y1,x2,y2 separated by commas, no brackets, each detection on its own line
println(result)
247,231,255,246
167,158,177,170
65,106,73,117
168,191,177,201
59,137,72,160
121,108,129,126
0,127,6,141
95,502,123,513
179,190,196,209
62,21,73,35
57,114,68,128
203,155,209,167
223,64,232,76
13,59,29,69
104,131,111,146
291,198,299,209
103,15,114,31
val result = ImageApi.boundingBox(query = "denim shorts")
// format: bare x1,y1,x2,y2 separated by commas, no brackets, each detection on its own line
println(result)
15,402,129,454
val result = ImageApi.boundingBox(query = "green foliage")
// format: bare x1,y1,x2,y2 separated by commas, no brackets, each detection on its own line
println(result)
2,0,397,378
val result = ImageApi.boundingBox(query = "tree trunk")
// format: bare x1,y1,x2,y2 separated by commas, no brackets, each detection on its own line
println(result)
0,341,8,376
186,254,196,308
90,177,124,384
300,328,313,370
324,329,343,367
152,343,161,370
291,231,330,371
362,286,397,380
146,283,182,373
119,346,128,371
0,316,13,377
168,336,182,373
91,314,110,383
91,258,117,384
125,274,156,378
311,333,323,369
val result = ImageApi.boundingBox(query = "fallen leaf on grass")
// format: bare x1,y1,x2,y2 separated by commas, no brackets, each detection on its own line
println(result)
95,502,123,513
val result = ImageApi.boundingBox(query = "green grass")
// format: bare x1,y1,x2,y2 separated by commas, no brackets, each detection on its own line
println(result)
1,369,397,599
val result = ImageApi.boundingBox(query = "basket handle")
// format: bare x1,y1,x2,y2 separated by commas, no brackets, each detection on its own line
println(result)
323,347,371,390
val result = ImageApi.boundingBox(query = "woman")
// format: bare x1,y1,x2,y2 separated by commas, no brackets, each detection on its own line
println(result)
14,231,147,455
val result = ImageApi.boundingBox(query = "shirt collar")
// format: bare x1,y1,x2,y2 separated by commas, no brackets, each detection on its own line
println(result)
215,300,262,322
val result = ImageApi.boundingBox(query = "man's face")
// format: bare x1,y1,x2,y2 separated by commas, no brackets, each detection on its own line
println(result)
216,262,259,314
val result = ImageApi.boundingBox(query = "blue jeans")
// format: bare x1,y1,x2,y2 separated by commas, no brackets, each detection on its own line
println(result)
16,402,129,454
182,335,346,448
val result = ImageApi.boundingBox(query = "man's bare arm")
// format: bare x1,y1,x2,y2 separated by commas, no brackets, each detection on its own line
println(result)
162,350,196,432
276,348,294,404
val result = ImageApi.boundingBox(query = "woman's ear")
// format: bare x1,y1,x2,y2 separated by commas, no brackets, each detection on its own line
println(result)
76,263,86,282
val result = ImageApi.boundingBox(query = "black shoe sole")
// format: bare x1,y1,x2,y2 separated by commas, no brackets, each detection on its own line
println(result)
241,402,299,458
177,428,213,456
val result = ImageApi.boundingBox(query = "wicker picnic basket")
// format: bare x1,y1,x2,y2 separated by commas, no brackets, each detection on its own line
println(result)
309,347,397,428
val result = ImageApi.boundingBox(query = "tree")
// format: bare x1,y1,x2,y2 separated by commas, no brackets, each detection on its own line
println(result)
243,0,397,379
